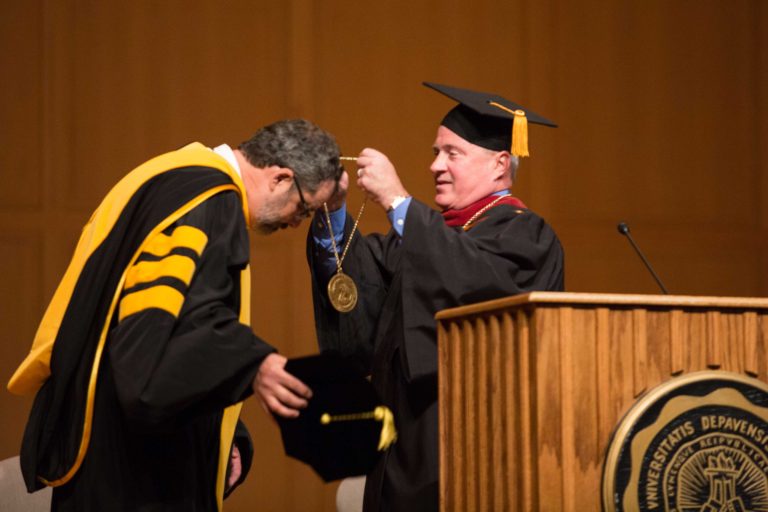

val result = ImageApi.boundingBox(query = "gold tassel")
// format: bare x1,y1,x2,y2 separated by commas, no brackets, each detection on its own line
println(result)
373,406,398,451
320,405,398,452
488,101,530,157
512,110,529,157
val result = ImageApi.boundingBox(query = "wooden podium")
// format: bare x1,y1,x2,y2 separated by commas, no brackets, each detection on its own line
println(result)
435,292,768,511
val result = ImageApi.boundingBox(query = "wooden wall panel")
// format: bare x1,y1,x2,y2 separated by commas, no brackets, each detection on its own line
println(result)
42,0,294,213
0,2,43,209
0,232,43,451
545,0,767,297
560,225,764,295
552,1,759,226
1,1,766,511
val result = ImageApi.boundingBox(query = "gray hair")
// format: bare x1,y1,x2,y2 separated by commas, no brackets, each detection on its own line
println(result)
509,154,520,183
482,148,520,184
238,119,341,192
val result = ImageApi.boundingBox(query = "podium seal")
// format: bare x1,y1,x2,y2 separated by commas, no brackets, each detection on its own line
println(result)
603,371,768,512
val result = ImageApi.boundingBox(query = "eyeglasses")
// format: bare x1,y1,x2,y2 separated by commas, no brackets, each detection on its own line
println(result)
292,175,312,219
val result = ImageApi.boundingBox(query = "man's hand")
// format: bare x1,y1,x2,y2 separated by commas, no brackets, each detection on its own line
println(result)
253,353,312,418
355,148,409,211
227,444,242,491
324,169,349,212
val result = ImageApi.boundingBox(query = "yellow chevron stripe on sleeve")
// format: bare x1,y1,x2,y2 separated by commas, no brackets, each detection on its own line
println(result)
118,285,185,322
143,225,208,258
124,254,197,289
35,183,239,488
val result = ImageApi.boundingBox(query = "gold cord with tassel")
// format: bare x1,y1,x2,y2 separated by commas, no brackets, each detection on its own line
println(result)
488,101,530,157
320,405,398,451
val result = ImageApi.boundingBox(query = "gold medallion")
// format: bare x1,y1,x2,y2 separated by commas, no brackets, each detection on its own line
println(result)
327,272,358,313
322,199,367,314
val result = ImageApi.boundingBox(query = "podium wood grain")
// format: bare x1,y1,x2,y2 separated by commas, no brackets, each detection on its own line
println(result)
436,292,768,511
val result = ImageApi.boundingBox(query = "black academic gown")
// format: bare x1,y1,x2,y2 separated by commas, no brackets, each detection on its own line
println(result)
308,198,564,512
50,190,272,511
14,145,272,511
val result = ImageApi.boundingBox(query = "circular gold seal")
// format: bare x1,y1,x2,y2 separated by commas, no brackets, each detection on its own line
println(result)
327,272,358,313
603,371,768,512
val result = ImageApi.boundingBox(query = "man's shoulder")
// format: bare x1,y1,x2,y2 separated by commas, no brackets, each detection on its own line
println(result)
481,203,561,240
483,202,537,225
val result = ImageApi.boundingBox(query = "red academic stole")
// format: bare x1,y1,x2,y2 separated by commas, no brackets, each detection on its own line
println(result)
441,194,527,227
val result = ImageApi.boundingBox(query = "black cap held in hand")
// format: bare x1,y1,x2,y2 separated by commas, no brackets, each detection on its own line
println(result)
276,352,397,482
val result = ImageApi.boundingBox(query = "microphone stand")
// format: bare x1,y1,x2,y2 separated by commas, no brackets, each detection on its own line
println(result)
617,222,669,295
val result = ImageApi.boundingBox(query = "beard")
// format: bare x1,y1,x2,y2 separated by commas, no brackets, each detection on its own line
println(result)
253,222,281,236
252,195,290,235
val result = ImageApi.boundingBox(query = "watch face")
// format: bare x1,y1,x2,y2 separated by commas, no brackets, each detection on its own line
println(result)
603,371,768,512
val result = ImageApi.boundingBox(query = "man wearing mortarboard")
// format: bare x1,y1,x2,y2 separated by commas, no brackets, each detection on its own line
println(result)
307,83,565,511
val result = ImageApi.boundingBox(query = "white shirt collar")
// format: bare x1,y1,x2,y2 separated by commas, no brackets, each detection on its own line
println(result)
211,144,241,177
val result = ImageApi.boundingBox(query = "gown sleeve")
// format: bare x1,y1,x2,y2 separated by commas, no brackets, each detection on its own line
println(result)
108,190,276,428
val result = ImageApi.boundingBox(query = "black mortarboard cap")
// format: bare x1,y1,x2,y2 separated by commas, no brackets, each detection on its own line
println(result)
424,82,557,156
276,353,397,482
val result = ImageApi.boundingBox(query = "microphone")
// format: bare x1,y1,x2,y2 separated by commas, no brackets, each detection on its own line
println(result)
617,221,669,294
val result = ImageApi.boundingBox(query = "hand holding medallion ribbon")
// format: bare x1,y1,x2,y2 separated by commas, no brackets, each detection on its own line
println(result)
322,156,367,313
323,151,410,313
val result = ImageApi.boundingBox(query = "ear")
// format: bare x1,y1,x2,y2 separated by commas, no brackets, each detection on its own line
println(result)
493,151,510,180
267,166,295,192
